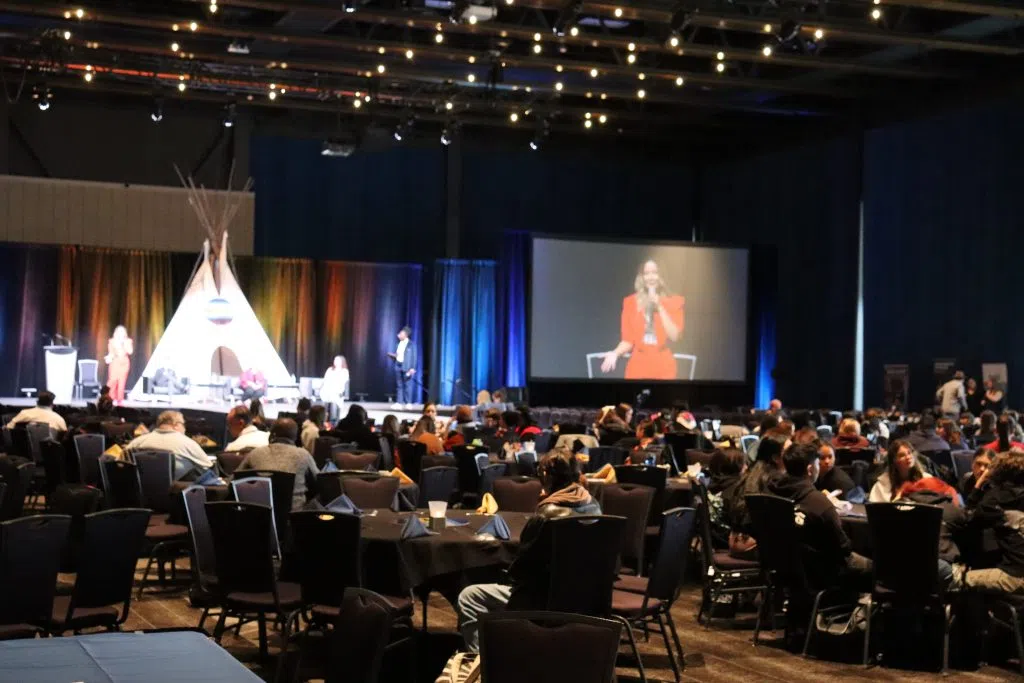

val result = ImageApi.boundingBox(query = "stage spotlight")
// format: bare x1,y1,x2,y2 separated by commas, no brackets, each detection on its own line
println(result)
871,8,883,20
151,99,164,123
222,103,236,127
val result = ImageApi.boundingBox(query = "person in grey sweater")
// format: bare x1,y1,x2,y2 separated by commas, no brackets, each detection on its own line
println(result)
238,418,319,511
936,370,967,419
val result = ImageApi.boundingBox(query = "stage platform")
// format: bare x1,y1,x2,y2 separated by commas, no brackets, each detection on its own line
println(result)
0,397,452,425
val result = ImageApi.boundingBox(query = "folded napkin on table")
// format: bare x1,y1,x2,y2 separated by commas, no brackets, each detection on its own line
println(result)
591,463,616,482
476,514,511,540
103,444,124,459
845,486,866,505
476,493,499,515
192,434,217,448
401,513,437,539
322,460,339,473
326,494,362,515
390,468,415,486
685,463,703,479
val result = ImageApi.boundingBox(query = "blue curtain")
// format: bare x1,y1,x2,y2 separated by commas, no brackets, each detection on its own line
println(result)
497,231,528,388
430,260,501,405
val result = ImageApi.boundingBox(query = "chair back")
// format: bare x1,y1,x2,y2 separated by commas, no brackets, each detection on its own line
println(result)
78,359,99,384
0,514,71,625
599,483,656,572
335,451,379,472
378,435,396,471
397,440,426,484
73,434,105,486
950,450,975,480
685,449,713,467
99,458,144,508
0,462,33,520
690,480,718,571
866,501,942,597
73,508,151,610
233,469,295,546
417,466,458,507
664,432,702,456
921,449,954,473
586,447,627,474
740,434,758,454
453,444,487,497
613,465,667,526
205,501,277,597
479,463,507,495
8,427,31,460
492,476,543,513
340,476,400,509
326,589,398,683
231,477,280,556
40,440,67,497
541,515,626,616
133,450,175,513
835,447,875,466
645,507,698,603
182,486,216,581
215,451,246,476
313,436,341,469
513,450,538,476
25,422,53,463
840,461,871,491
533,430,557,454
816,425,834,440
745,494,811,592
316,471,344,504
478,611,622,683
289,511,362,608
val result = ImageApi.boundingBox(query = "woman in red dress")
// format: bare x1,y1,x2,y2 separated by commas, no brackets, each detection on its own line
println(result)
600,259,684,380
105,325,134,403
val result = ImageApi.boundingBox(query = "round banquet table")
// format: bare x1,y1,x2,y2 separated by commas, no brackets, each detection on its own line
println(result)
584,476,693,511
839,504,871,556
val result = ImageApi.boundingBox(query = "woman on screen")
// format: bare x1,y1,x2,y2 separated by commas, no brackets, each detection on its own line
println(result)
600,259,684,380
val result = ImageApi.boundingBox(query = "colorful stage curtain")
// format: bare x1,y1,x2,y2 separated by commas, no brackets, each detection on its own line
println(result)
0,243,423,399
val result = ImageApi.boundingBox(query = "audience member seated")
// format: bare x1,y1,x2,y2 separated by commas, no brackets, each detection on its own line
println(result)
301,405,327,454
869,439,934,503
815,439,857,499
747,414,780,463
724,429,788,559
706,448,746,548
455,448,600,651
596,403,633,443
974,410,998,448
955,449,1024,595
224,405,270,452
628,421,660,463
907,413,951,453
863,407,890,444
125,410,214,479
768,442,872,587
937,417,970,452
831,418,871,450
5,390,67,432
898,476,964,586
237,418,319,511
295,397,312,430
249,398,268,431
979,413,1024,452
961,448,994,498
331,404,378,450
411,415,444,456
481,408,501,433
516,406,542,438
442,405,478,451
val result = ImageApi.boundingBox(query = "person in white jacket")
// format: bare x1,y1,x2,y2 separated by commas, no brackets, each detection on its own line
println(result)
321,355,349,421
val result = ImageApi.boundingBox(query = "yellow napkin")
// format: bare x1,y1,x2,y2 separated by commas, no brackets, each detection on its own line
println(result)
192,434,217,447
476,492,499,515
390,468,415,486
103,444,124,459
133,423,149,436
592,463,616,482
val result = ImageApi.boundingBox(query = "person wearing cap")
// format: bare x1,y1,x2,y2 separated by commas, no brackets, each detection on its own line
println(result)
676,410,698,431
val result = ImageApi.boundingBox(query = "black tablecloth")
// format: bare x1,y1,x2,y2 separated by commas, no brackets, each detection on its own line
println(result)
585,476,693,512
839,504,871,556
0,631,262,683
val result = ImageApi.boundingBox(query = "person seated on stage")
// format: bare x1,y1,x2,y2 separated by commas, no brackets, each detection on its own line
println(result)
301,404,326,454
249,398,268,431
295,398,312,431
869,439,934,503
456,448,600,652
331,404,379,451
239,367,267,402
125,410,214,480
831,418,871,451
238,418,319,511
961,448,995,498
224,405,270,452
953,449,1024,595
907,412,951,454
411,416,444,456
5,391,68,433
152,366,188,395
768,442,872,589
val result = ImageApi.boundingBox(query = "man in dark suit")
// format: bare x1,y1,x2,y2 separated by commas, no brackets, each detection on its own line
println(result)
388,326,418,409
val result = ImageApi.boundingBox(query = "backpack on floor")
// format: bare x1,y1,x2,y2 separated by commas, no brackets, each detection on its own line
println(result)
435,652,480,683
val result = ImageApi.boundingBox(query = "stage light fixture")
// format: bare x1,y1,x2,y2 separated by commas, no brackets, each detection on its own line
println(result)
762,45,773,57
222,103,236,127
814,28,825,40
614,7,623,18
675,75,684,86
63,30,72,40
151,99,164,122
636,88,645,99
871,8,883,19
589,68,598,78
626,53,636,64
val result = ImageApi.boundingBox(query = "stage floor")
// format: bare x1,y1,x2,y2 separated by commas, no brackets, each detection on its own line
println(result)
0,397,447,425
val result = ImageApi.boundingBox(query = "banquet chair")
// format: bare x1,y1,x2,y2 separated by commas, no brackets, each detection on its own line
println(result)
816,426,834,440
835,447,876,467
335,451,379,472
50,508,151,634
491,476,542,513
73,433,105,486
920,449,955,474
514,450,538,476
8,426,32,460
600,483,656,576
312,436,341,470
863,501,950,672
692,481,764,628
614,465,668,532
478,612,622,683
611,508,697,682
99,458,144,508
740,435,758,454
950,450,975,481
0,514,70,639
533,430,557,454
397,440,427,485
452,444,487,506
215,451,246,476
479,463,507,496
0,462,32,521
205,501,302,662
984,596,1024,675
233,469,296,551
326,588,416,683
340,475,400,509
231,477,281,557
39,440,68,506
181,486,220,633
586,447,628,474
417,466,458,508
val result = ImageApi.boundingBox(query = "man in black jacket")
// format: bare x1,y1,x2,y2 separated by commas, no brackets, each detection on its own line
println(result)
957,450,1024,594
768,442,871,589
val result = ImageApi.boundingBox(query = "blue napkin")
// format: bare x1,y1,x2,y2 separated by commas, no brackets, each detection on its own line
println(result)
446,517,470,527
400,514,436,539
196,469,221,486
476,514,511,540
845,486,866,504
302,499,326,511
326,494,362,515
322,460,339,473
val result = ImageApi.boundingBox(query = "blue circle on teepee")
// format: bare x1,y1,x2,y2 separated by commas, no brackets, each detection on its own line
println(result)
205,297,233,325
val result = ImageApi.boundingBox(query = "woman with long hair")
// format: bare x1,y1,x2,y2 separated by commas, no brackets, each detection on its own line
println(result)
982,377,1006,415
105,325,134,404
411,415,444,455
980,413,1024,452
600,259,685,380
869,439,930,502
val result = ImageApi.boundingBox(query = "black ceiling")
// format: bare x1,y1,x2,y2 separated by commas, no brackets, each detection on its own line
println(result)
1,0,1023,142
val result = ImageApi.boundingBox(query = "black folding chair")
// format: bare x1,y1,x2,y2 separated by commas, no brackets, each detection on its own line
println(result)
600,483,656,575
326,588,416,683
492,476,542,513
233,469,296,550
340,476,400,509
835,447,876,467
614,465,668,532
181,486,220,633
452,444,487,505
397,440,426,484
417,466,458,508
479,463,507,496
586,447,627,474
0,514,71,639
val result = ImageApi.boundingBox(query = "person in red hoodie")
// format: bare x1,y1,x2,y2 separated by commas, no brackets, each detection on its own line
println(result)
831,418,871,450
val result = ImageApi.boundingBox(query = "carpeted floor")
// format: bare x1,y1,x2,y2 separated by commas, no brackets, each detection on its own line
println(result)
110,558,1022,682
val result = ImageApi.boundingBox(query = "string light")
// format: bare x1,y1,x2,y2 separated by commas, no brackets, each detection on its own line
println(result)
814,28,825,40
626,53,636,64
599,114,607,124
627,42,636,52
467,73,476,82
445,101,454,110
209,2,218,13
268,90,277,100
669,36,679,47
638,72,646,80
716,51,725,61
764,23,773,33
584,119,593,129
871,7,883,19
83,71,93,83
614,7,623,18
675,76,684,86
435,32,444,43
468,15,477,24
555,64,563,72
378,46,386,55
172,24,179,31
353,98,362,108
75,8,84,19
533,44,542,54
509,112,519,123
585,112,591,119
636,88,645,99
554,81,563,91
189,21,198,31
178,81,186,92
600,93,607,100
281,63,288,69
589,68,598,78
468,55,476,63
505,0,514,4
533,32,542,42
377,64,386,73
63,30,72,40
570,26,579,37
716,62,726,73
170,42,180,52
762,45,773,57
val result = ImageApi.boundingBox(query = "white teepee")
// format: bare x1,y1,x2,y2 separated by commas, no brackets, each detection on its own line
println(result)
128,171,292,400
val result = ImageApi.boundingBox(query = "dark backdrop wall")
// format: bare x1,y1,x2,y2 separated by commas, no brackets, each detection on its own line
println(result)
863,95,1024,408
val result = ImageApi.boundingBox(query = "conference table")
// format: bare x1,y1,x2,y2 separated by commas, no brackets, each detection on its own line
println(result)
0,631,261,683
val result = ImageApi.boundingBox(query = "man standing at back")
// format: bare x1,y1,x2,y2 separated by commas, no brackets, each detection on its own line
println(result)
937,370,968,419
388,326,418,410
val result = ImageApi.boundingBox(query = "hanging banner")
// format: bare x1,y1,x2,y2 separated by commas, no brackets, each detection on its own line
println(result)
884,364,909,411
